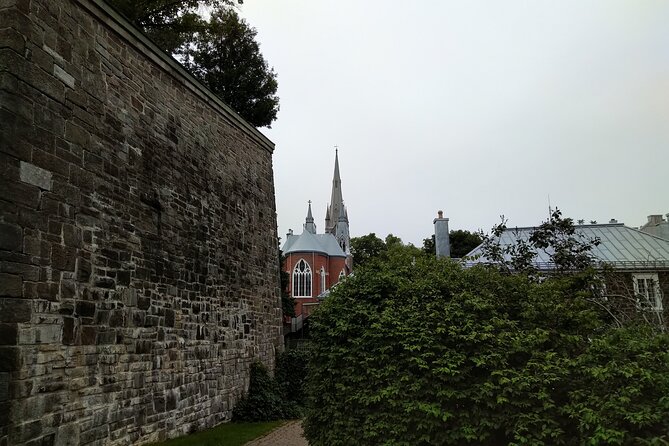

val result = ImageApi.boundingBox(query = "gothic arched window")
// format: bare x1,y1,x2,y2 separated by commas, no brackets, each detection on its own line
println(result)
320,267,326,294
292,259,312,297
339,269,346,281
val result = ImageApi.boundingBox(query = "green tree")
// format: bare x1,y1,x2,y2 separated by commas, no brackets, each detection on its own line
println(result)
350,233,387,268
478,208,600,276
303,248,669,445
183,9,279,127
422,230,483,258
108,1,234,53
351,233,422,270
107,0,279,127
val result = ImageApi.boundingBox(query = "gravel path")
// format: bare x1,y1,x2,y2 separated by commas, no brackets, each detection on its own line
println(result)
244,420,308,446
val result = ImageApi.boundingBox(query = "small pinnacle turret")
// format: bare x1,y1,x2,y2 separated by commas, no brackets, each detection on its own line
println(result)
304,200,316,234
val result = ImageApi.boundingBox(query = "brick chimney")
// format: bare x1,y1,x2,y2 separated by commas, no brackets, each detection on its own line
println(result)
433,210,450,258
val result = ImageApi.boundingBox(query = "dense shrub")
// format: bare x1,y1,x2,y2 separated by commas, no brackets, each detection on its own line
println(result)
233,348,310,422
275,348,310,407
303,251,669,445
232,361,301,422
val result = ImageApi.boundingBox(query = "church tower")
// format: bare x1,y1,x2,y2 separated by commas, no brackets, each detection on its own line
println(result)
325,150,351,260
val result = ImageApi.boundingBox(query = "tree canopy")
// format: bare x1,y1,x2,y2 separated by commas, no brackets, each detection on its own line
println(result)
304,244,669,445
183,9,279,127
477,208,601,276
422,230,483,258
350,233,421,269
108,0,279,127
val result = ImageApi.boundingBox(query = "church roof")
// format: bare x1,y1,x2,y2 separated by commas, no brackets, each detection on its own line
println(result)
465,223,669,270
283,230,347,258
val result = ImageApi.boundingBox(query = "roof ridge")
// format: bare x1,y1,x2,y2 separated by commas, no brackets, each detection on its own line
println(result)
623,224,669,243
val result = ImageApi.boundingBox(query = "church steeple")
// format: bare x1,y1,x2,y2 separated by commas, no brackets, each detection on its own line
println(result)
324,147,351,261
304,200,316,234
326,148,344,235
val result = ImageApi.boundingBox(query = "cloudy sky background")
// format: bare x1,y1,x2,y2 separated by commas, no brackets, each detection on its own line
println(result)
238,0,669,246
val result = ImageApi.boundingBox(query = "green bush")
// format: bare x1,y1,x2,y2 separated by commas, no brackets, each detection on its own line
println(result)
232,362,301,422
303,252,669,445
232,348,310,422
275,348,310,407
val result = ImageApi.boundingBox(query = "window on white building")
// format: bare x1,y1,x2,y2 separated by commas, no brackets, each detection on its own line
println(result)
633,273,662,311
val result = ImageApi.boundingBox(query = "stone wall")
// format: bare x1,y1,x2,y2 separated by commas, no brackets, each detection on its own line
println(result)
0,0,283,444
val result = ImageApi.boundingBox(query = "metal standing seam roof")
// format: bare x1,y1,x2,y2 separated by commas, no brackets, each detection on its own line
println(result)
282,230,347,258
465,223,669,269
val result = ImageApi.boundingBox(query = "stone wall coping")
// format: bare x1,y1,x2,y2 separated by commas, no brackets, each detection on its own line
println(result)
77,0,276,154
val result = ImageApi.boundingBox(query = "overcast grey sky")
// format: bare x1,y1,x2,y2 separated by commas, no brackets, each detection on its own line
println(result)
239,1,669,246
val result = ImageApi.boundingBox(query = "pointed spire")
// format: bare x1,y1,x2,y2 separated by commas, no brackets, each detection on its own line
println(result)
326,148,344,234
304,200,316,234
333,146,341,184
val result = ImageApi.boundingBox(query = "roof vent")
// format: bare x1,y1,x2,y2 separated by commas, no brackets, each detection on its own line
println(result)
609,219,618,224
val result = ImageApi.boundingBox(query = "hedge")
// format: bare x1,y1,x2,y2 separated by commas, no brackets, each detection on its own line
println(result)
303,252,669,445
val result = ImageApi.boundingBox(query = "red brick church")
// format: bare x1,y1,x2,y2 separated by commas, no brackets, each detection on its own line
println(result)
282,151,352,323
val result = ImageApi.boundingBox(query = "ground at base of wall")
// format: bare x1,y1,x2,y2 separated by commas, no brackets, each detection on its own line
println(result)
244,420,308,446
147,420,286,446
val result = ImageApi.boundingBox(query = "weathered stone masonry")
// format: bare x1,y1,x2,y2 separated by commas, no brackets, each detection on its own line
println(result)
0,0,283,444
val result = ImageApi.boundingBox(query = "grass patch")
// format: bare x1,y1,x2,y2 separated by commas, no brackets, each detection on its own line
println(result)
149,420,285,446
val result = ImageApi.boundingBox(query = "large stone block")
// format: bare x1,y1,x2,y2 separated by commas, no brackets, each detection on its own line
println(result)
0,324,18,345
0,347,20,372
0,300,29,324
0,223,22,251
19,162,52,191
0,274,22,298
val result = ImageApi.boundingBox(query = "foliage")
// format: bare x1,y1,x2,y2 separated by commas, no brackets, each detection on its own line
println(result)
350,233,387,268
108,1,235,53
303,248,669,445
148,420,283,446
279,250,295,318
478,208,600,276
233,362,301,422
351,233,422,269
563,325,669,443
233,348,310,422
422,230,483,258
183,9,279,127
275,348,311,407
280,269,295,318
107,0,279,127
